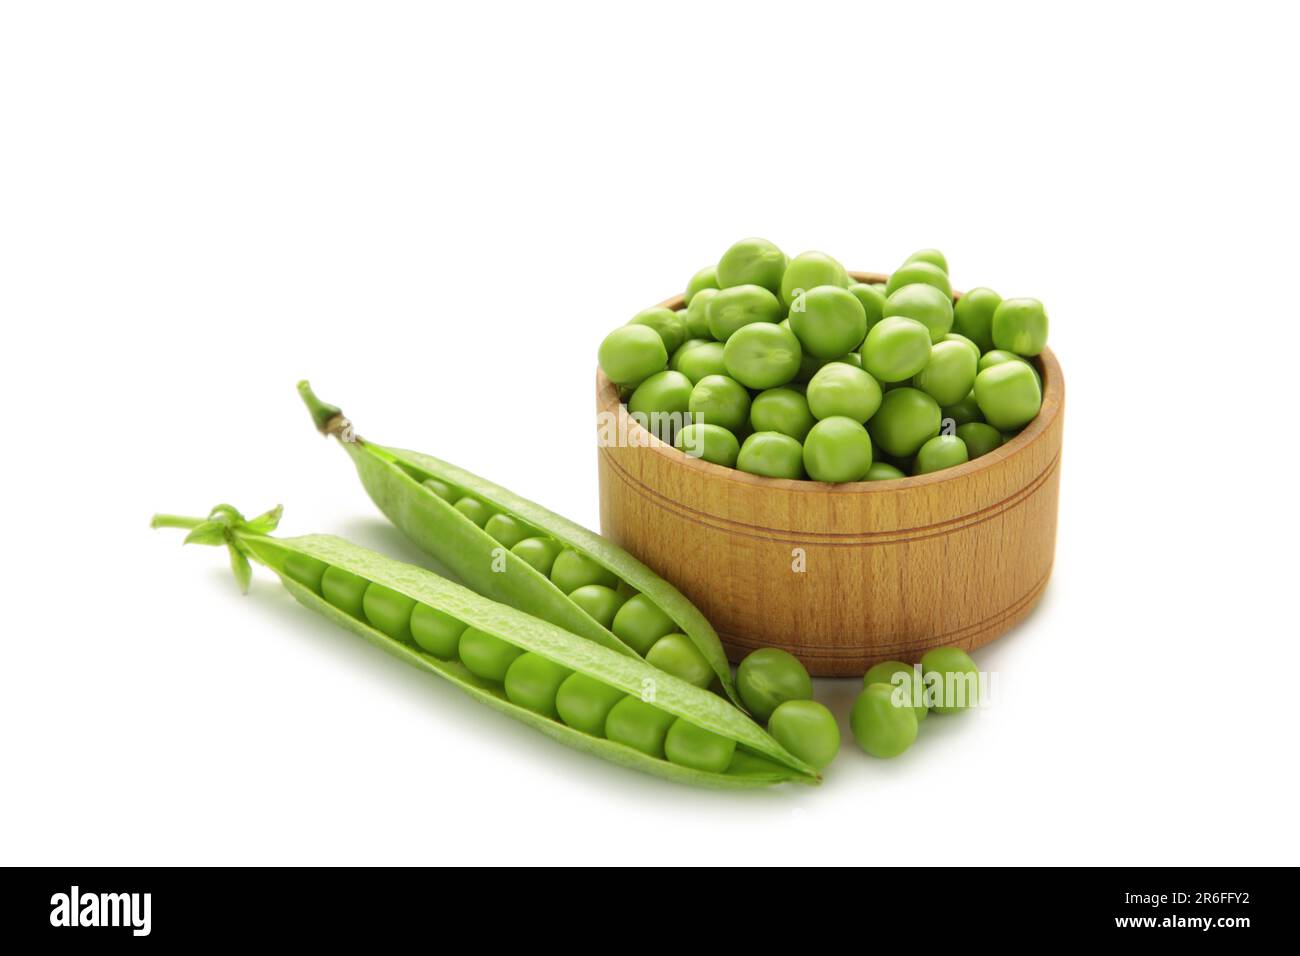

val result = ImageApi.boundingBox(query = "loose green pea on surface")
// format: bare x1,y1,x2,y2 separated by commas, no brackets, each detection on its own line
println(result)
736,648,814,723
921,646,982,714
767,699,841,771
153,505,816,788
862,660,929,722
851,683,919,758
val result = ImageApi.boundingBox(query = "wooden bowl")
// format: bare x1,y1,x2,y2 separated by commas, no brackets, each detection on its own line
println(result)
595,273,1065,676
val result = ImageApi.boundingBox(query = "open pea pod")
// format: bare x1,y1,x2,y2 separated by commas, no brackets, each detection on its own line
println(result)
151,505,818,789
297,380,742,707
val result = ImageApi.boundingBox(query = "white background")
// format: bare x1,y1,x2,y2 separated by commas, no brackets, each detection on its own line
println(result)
3,1,1298,866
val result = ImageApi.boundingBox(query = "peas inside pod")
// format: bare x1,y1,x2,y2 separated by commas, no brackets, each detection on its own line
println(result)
596,239,1051,483
152,504,818,789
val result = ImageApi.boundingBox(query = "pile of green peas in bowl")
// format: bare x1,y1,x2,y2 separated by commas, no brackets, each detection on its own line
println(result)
597,238,1050,482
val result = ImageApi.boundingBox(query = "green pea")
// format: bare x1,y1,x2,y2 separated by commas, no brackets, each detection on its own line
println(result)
883,283,954,343
865,461,906,481
750,387,816,441
457,627,523,682
664,719,736,773
788,285,868,359
283,552,328,593
716,237,787,294
736,647,813,723
684,264,719,304
806,361,882,422
628,370,693,443
903,248,949,273
942,391,985,426
555,672,626,736
862,660,928,722
683,288,718,340
611,594,677,655
453,496,494,528
942,333,981,363
867,387,942,458
483,513,533,549
803,416,874,483
913,435,969,475
991,297,1049,356
550,549,618,594
953,287,1001,353
974,361,1042,431
921,646,981,714
706,283,783,342
688,374,751,432
767,699,840,771
850,683,919,758
410,603,466,658
645,633,713,687
362,582,416,642
669,338,707,370
861,316,932,383
913,339,978,406
511,536,562,576
737,431,805,479
779,251,850,308
848,282,887,335
422,477,457,502
321,565,368,618
598,324,668,388
605,696,676,758
674,340,727,384
885,260,952,299
569,584,626,629
722,322,802,390
957,422,1003,459
674,422,740,468
503,652,573,719
629,307,687,355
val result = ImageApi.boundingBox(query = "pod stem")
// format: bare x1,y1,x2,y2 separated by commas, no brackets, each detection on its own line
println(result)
150,504,283,593
149,513,205,530
297,380,357,441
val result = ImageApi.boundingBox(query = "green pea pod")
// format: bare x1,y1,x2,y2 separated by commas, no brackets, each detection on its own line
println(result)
297,380,742,707
151,505,818,789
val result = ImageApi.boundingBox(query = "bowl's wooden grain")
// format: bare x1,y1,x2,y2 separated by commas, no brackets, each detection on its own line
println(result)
595,273,1064,676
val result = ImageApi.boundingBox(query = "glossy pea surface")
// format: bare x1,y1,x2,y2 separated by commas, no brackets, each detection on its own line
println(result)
750,387,816,441
483,513,532,549
674,340,727,384
550,550,618,594
885,260,952,298
913,434,969,475
458,627,523,682
284,552,328,592
503,652,573,718
683,289,717,339
511,536,562,576
991,297,1049,356
629,307,687,355
716,237,787,294
605,696,676,758
806,361,882,422
780,251,850,308
722,321,802,390
863,660,929,722
921,646,981,714
645,633,713,687
706,283,782,342
611,594,677,655
675,422,740,468
883,283,953,343
410,603,466,658
736,648,813,723
627,370,693,426
688,374,750,432
913,340,978,406
942,391,985,426
904,248,949,273
848,283,887,334
789,285,868,359
598,324,668,387
957,422,1003,458
555,672,625,736
569,584,625,629
768,699,840,770
422,477,457,502
362,582,416,642
803,416,874,483
453,497,494,528
850,683,919,758
737,431,805,479
868,387,942,458
974,361,1042,431
865,461,906,480
321,565,368,618
664,719,736,773
953,287,1001,353
861,317,932,383
684,265,719,304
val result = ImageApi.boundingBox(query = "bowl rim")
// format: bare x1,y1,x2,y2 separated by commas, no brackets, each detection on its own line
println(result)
596,271,1064,494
